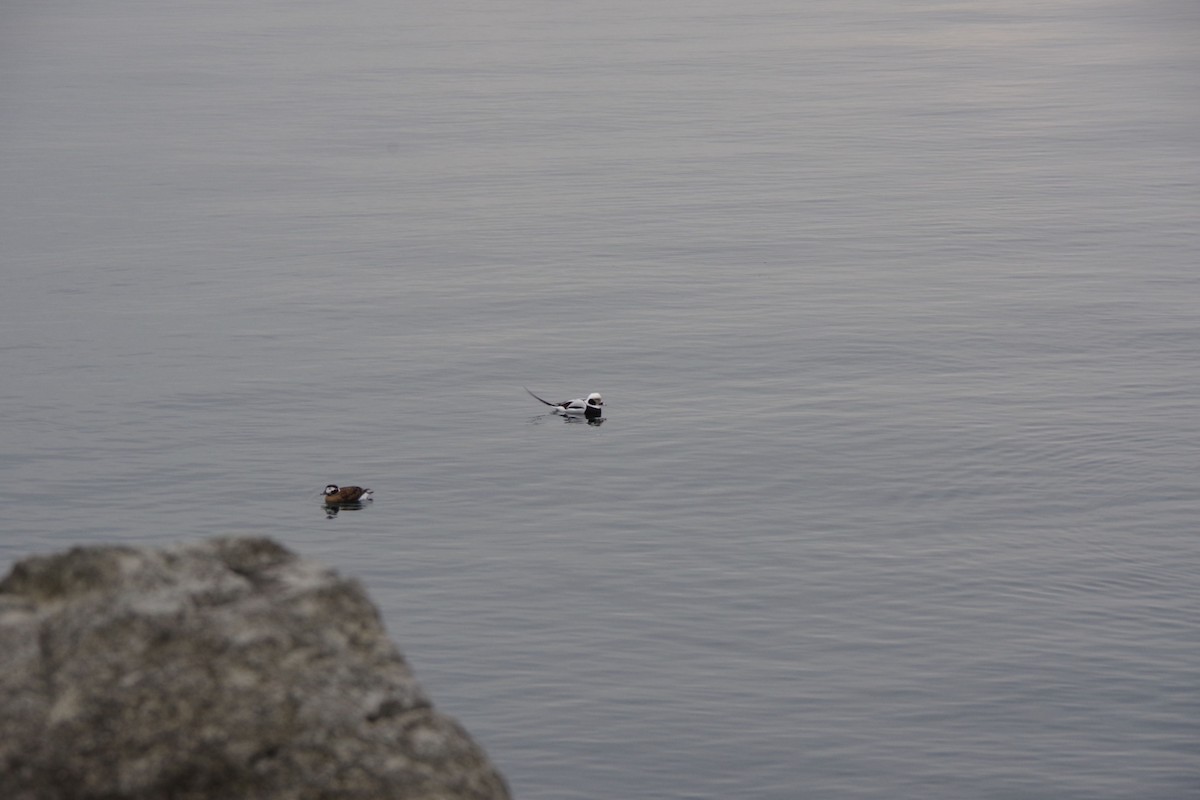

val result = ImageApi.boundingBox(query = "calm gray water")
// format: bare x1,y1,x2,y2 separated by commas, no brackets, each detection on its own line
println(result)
3,1,1198,797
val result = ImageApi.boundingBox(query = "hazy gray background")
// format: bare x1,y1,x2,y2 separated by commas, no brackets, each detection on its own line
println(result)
2,1,1198,797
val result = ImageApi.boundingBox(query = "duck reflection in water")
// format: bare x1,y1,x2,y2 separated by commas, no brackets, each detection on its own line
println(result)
564,408,605,426
325,503,363,519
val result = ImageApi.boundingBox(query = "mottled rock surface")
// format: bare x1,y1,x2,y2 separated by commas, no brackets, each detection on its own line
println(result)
0,537,510,800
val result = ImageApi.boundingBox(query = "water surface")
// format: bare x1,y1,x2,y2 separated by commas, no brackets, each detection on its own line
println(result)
2,1,1198,797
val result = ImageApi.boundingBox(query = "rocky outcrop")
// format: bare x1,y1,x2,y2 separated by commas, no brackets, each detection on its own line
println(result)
0,537,510,800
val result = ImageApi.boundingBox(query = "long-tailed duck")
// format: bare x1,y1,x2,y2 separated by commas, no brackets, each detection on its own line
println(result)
525,387,603,420
323,484,374,504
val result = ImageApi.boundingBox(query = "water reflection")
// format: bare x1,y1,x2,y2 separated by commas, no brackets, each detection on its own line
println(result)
322,501,369,519
530,413,605,427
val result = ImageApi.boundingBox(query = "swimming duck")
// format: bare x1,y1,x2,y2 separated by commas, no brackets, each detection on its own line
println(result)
323,484,373,504
525,387,603,419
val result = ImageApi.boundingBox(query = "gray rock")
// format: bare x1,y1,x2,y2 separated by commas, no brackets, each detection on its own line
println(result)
0,537,510,800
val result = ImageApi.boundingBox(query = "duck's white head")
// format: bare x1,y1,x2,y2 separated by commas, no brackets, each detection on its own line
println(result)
323,484,339,496
586,392,603,407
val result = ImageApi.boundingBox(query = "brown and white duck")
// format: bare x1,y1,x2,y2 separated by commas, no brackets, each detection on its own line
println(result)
323,484,374,504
